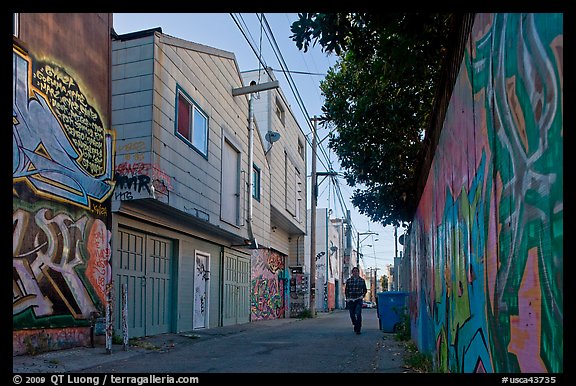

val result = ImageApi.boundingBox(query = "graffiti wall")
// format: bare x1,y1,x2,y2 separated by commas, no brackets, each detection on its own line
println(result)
114,145,173,203
13,13,114,355
251,249,285,320
404,13,562,373
315,250,327,312
289,272,309,317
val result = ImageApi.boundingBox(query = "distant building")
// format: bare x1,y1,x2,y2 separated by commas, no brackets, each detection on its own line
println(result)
304,208,346,312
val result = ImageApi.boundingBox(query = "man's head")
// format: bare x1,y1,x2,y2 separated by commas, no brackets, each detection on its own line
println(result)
351,266,360,277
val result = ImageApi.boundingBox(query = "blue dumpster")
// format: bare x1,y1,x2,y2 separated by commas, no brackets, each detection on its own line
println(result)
377,291,409,332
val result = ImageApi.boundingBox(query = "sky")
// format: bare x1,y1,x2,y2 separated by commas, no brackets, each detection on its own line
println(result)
112,13,404,277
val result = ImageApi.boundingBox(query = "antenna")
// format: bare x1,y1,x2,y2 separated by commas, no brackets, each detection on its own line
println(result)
265,131,281,143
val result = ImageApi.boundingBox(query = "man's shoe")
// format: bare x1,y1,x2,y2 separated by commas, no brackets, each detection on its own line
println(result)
355,330,361,335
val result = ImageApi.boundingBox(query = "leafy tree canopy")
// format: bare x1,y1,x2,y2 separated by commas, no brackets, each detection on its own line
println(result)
291,13,454,226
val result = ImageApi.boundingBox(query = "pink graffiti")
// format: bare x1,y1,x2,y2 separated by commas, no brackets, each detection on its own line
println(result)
115,162,173,194
86,219,112,303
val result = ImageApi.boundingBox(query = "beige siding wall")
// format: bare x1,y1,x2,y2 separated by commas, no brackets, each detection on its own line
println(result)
270,225,290,255
287,234,306,268
151,34,263,240
251,127,272,247
242,70,307,236
268,90,306,232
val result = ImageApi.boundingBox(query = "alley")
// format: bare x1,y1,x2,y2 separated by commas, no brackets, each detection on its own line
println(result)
13,309,415,374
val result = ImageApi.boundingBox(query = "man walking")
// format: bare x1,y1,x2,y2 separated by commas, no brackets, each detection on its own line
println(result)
345,266,367,334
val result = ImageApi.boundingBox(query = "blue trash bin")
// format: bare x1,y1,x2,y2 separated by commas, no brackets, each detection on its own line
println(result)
377,291,409,332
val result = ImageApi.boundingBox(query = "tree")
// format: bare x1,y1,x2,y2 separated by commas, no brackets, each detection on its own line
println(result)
381,274,388,292
291,13,454,226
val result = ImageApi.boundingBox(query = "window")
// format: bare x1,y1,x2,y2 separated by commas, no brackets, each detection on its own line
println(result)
297,138,305,160
284,152,300,218
275,97,285,126
252,164,261,201
176,88,208,157
221,139,241,226
295,168,302,221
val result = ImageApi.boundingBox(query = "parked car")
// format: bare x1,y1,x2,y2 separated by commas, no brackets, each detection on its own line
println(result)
362,301,375,309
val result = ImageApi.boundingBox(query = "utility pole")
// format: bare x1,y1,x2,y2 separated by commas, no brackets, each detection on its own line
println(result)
357,231,378,267
394,225,398,291
373,267,380,300
394,225,398,260
309,116,318,317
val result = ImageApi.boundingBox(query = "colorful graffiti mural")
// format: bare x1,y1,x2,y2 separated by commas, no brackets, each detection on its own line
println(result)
13,201,111,326
13,46,115,209
13,41,114,354
251,249,285,320
404,14,563,373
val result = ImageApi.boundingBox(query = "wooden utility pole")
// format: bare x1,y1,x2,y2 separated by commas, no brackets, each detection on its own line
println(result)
394,225,398,259
373,267,380,300
309,116,318,317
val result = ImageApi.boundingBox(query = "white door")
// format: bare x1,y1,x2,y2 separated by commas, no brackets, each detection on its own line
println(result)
193,251,210,329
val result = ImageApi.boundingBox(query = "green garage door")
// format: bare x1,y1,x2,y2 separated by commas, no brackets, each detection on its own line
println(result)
222,248,250,326
114,228,172,338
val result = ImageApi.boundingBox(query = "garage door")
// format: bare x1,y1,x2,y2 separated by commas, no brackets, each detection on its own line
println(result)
222,248,250,326
114,227,172,338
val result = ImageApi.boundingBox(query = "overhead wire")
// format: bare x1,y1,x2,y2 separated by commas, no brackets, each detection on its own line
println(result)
232,13,373,245
259,14,335,171
230,14,274,81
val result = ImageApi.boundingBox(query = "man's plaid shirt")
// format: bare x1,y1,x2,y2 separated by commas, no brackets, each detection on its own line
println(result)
345,276,367,300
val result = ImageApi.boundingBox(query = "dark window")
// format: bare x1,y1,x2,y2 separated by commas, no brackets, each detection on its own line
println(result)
252,165,261,201
176,89,208,157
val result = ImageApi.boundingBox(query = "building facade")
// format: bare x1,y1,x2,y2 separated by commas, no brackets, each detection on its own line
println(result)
110,28,274,337
304,208,347,312
13,13,116,355
241,68,308,320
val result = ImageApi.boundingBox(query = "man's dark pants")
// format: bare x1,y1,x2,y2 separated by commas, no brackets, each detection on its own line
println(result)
347,299,363,333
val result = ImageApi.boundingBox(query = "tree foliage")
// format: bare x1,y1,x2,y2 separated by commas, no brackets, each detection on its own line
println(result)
291,13,454,226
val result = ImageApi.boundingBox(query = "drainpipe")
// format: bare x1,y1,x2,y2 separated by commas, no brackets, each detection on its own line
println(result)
246,90,256,247
232,79,279,249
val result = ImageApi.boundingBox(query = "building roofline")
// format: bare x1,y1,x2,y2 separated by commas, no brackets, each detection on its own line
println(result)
112,27,162,41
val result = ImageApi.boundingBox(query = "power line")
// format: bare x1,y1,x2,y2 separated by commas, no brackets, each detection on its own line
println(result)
268,68,326,76
232,13,375,245
259,14,334,172
229,14,273,80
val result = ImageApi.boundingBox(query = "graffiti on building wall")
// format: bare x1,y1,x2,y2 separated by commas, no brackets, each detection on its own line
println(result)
13,200,111,328
405,14,562,373
289,273,308,317
12,46,115,209
114,157,174,203
13,41,114,354
251,249,285,320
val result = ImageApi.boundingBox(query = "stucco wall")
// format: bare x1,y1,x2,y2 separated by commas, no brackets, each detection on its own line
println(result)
403,13,563,373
